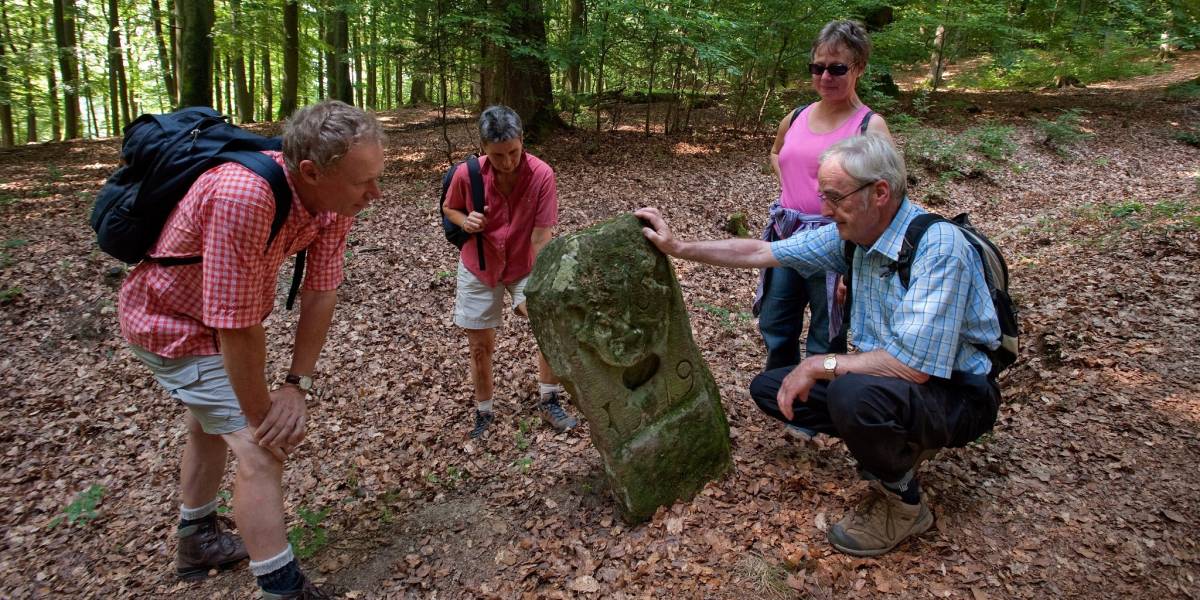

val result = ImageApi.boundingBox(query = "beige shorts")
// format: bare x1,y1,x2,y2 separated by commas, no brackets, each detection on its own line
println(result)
130,345,248,435
453,260,529,329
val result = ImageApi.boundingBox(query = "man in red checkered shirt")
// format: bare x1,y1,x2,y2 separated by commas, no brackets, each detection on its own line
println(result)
118,100,384,600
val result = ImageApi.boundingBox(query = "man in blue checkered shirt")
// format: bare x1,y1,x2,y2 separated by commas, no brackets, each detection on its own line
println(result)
635,133,1001,557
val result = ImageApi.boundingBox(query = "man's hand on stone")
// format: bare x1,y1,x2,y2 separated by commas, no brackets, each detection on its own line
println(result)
255,385,308,451
777,357,820,420
634,207,680,256
463,207,488,233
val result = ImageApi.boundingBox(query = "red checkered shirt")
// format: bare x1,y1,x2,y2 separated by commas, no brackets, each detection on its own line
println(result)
118,151,354,358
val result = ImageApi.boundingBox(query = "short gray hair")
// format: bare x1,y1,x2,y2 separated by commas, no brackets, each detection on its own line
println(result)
282,100,386,173
479,105,523,144
811,20,871,68
820,133,907,201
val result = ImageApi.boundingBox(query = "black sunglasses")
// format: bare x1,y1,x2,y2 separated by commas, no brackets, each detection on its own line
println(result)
808,62,851,77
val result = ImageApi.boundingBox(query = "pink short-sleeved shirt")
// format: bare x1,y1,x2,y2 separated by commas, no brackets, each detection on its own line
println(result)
118,151,354,358
778,104,874,214
444,152,558,288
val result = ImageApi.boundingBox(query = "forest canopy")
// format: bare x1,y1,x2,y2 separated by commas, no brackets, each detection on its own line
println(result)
0,0,1197,144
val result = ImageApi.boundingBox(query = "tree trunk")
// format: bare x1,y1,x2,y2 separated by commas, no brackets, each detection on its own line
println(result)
280,0,298,118
80,43,100,136
594,8,608,132
479,0,562,140
150,0,177,105
354,24,363,107
333,4,351,104
41,11,61,140
6,3,35,142
644,27,659,136
177,0,214,107
0,3,13,146
213,52,222,112
566,0,584,95
367,3,378,109
228,0,252,121
410,0,429,104
262,45,273,121
53,0,81,138
754,30,789,134
106,0,131,129
929,24,946,91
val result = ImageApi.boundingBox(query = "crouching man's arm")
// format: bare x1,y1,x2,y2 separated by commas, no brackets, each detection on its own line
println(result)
261,289,339,449
219,325,287,461
635,207,780,269
776,350,930,420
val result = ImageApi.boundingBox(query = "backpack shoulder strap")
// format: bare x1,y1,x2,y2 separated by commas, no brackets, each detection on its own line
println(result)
788,104,810,128
465,154,486,271
858,110,875,135
897,213,947,288
221,149,305,310
220,149,292,249
466,154,485,214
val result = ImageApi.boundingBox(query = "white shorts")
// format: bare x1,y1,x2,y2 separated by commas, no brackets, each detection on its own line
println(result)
453,260,529,329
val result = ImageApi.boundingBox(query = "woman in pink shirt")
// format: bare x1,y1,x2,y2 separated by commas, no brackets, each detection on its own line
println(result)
758,20,893,374
442,105,579,438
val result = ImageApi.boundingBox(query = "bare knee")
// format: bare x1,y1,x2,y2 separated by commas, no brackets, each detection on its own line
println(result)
466,330,495,362
224,433,283,481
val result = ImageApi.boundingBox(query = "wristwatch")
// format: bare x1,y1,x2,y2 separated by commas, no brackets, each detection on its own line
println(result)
823,354,838,379
284,373,314,392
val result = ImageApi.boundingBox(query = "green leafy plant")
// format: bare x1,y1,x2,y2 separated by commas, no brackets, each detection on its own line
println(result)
49,485,105,529
1165,77,1200,100
1174,130,1200,148
512,456,534,473
216,490,232,514
0,286,23,303
1032,109,1094,156
515,418,531,451
287,506,331,559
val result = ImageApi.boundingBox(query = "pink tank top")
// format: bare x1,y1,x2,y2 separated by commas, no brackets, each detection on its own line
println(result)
777,104,873,214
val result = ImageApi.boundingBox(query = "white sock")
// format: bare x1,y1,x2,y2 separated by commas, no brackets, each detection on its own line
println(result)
249,545,295,576
179,497,219,521
538,383,564,398
477,399,494,413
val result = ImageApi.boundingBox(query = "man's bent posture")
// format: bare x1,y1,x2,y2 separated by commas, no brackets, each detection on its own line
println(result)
119,101,385,598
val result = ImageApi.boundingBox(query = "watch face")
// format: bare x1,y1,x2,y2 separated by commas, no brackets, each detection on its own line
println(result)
824,356,837,370
298,376,313,391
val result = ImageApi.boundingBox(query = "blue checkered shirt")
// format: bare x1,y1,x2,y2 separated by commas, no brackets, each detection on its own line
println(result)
770,198,999,378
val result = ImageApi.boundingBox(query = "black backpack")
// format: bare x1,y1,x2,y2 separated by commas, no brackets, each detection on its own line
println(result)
844,213,1019,379
438,154,486,270
90,107,306,309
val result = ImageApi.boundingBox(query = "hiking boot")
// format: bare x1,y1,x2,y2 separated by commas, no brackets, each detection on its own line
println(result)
537,392,578,432
826,481,933,557
261,574,334,600
175,514,249,580
469,410,495,439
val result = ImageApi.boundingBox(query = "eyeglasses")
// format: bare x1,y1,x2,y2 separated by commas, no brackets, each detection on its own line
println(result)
808,62,851,77
818,180,876,207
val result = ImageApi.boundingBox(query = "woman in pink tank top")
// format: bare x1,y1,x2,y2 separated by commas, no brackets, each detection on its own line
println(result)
755,20,893,373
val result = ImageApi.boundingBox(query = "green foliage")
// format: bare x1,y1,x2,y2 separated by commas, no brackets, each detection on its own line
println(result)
901,122,1017,179
698,302,751,331
512,456,534,473
48,485,106,529
287,506,331,559
953,46,1165,90
1165,77,1200,100
0,286,23,303
1032,109,1094,156
216,490,232,514
1174,130,1200,148
515,417,531,450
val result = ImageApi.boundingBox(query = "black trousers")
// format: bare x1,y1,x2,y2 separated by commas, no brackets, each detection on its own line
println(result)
749,368,1000,483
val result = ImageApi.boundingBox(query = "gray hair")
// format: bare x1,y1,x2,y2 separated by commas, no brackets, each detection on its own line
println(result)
479,105,523,144
811,20,871,68
819,133,907,201
282,100,386,173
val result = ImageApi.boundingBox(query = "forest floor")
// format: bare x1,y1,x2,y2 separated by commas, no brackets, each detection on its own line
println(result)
1,55,1199,600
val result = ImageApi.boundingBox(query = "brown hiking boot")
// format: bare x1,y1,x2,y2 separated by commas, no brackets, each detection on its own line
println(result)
175,514,249,580
827,481,933,557
261,574,335,600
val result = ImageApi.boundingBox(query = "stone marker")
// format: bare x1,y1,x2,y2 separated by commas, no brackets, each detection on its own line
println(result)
526,213,731,523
